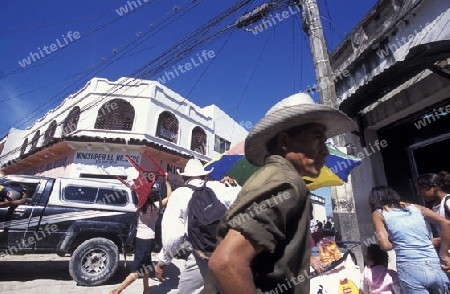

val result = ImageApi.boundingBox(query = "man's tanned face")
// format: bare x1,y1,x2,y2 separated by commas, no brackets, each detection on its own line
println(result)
278,124,329,177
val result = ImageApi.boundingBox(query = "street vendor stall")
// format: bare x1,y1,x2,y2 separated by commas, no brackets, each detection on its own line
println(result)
310,240,362,294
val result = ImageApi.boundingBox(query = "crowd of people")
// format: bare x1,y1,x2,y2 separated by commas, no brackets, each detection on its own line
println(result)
368,184,450,294
311,220,336,246
106,92,450,294
358,171,450,294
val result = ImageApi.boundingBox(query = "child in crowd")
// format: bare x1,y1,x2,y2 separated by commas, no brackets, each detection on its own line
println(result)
362,244,401,294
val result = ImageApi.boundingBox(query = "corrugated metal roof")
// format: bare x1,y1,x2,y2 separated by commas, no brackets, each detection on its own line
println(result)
339,40,450,116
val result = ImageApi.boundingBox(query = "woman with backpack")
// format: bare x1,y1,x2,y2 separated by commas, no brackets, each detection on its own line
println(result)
110,174,171,294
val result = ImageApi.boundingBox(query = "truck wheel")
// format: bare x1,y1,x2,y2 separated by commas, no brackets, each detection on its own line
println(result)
69,237,119,286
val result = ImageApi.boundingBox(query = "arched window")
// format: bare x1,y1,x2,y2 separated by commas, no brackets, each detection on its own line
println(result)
43,120,57,145
31,130,40,149
190,127,206,155
94,99,135,131
63,106,80,135
156,111,179,143
20,138,28,156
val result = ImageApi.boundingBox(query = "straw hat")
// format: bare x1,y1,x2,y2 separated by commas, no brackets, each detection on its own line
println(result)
245,93,357,167
177,158,213,177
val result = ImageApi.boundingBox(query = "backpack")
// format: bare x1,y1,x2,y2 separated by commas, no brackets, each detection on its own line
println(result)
187,183,226,258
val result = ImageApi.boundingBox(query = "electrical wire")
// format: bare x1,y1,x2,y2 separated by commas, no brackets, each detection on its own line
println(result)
0,1,259,158
0,0,203,134
321,0,333,49
226,29,272,119
0,0,155,81
0,12,113,34
184,33,234,100
131,0,255,79
2,0,252,134
292,14,297,92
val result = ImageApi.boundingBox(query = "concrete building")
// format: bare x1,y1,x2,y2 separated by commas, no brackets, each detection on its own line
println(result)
311,193,327,224
329,0,450,248
0,77,248,187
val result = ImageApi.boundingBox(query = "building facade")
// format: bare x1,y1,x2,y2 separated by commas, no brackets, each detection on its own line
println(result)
311,193,327,224
0,77,248,187
330,0,450,246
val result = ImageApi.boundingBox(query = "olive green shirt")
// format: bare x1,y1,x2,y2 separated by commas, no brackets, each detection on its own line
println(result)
204,155,312,294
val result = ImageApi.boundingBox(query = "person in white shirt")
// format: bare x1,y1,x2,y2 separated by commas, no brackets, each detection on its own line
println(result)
154,159,240,294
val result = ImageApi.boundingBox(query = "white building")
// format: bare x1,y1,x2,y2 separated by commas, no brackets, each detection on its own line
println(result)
0,77,248,187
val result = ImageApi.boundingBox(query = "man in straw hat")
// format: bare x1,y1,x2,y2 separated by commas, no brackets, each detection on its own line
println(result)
205,93,357,294
155,158,241,294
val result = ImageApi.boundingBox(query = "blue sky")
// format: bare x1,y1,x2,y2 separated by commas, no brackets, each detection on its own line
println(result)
0,0,378,216
0,0,378,139
315,187,333,216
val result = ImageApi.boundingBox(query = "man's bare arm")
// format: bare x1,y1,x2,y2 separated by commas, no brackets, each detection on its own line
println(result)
208,229,262,294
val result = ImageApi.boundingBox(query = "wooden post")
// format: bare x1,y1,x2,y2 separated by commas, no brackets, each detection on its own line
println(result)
298,0,363,268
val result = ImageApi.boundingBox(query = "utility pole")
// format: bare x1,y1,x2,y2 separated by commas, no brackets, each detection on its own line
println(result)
297,0,363,268
297,0,338,110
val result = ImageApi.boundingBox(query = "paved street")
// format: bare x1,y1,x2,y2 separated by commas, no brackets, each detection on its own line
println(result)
0,253,185,294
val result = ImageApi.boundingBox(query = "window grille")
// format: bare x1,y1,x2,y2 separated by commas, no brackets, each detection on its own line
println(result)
43,120,57,145
94,99,135,131
20,138,28,156
31,130,40,149
156,111,179,143
62,106,80,135
191,126,207,155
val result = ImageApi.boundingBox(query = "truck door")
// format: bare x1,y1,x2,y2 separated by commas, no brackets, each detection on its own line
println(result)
5,179,52,252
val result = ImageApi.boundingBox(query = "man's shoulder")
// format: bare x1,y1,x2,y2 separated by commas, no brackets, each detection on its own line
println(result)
169,186,193,200
250,156,307,192
264,156,300,176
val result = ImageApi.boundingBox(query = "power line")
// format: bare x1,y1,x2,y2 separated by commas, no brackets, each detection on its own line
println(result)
292,14,297,92
321,0,333,49
227,29,272,119
0,11,113,34
0,1,258,156
132,0,255,80
0,0,203,134
0,0,155,81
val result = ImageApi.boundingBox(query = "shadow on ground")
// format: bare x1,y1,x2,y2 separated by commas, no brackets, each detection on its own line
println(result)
0,257,180,293
0,259,72,281
148,262,181,294
107,260,180,293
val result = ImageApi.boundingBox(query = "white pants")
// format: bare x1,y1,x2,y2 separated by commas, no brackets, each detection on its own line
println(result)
178,253,204,294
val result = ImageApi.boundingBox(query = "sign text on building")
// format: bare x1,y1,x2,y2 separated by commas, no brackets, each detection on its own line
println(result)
74,152,141,166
